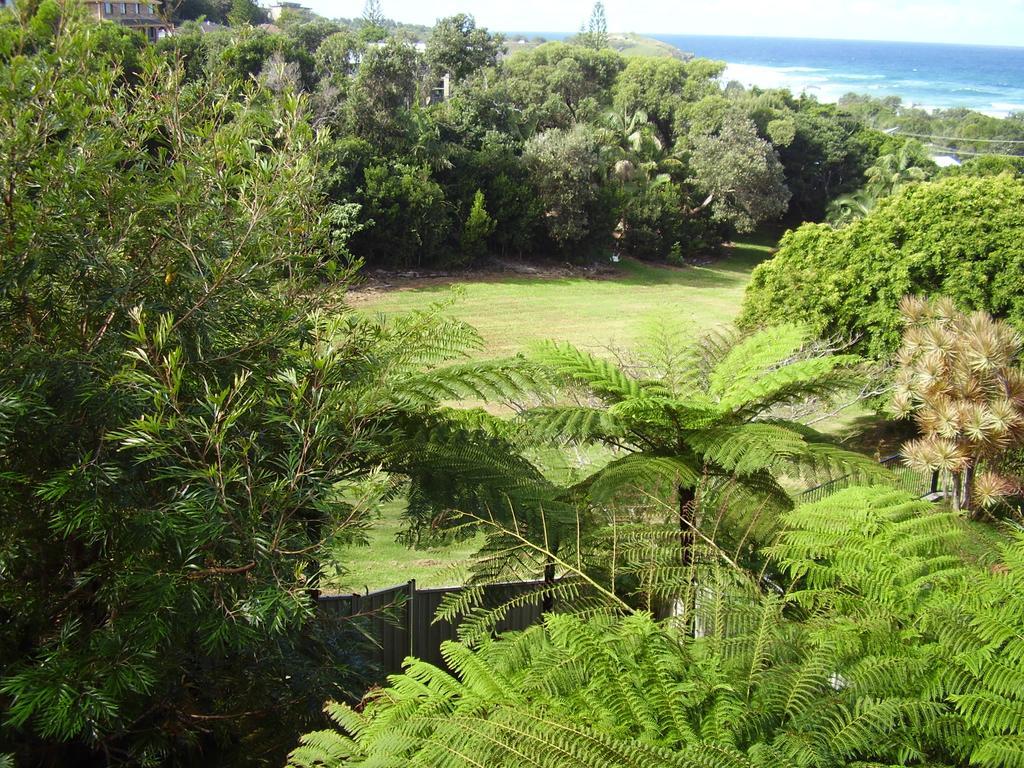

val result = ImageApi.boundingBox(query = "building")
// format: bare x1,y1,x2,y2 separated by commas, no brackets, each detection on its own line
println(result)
263,1,311,21
86,0,170,42
0,0,170,42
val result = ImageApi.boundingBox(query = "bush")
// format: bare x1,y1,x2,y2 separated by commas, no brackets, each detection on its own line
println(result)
350,161,450,268
459,189,496,264
0,13,373,764
739,175,1024,358
617,181,722,261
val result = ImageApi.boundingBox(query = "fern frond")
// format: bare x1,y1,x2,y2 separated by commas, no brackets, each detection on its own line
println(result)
531,341,641,401
582,453,702,503
520,405,626,445
399,358,552,406
707,325,809,399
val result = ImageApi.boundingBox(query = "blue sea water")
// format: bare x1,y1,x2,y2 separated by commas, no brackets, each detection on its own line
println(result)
648,35,1024,117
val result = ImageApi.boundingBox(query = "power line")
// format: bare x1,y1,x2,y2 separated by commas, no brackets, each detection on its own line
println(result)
892,131,1024,144
925,145,1024,158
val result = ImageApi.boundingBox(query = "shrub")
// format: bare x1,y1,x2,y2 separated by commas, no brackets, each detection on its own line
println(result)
739,175,1024,359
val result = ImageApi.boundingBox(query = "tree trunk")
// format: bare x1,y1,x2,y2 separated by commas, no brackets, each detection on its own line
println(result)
963,464,976,516
541,556,556,615
677,484,697,635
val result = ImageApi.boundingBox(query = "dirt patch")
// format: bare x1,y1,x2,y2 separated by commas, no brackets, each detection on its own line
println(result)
346,251,733,300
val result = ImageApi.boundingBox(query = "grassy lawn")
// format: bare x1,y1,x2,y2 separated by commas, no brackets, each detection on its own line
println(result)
329,502,485,592
348,235,776,358
330,236,778,590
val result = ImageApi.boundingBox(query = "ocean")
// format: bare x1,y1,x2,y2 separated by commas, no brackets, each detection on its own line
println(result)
648,35,1024,118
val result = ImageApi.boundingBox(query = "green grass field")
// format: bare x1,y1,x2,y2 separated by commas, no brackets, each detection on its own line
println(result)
348,236,776,357
329,236,777,591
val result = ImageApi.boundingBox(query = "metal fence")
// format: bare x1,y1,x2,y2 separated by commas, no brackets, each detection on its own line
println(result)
800,454,941,504
318,579,548,677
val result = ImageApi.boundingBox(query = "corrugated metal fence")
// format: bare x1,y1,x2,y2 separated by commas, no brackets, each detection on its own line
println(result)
800,454,941,504
318,579,547,677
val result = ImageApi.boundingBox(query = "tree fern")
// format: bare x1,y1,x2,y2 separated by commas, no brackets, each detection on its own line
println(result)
291,486,1024,768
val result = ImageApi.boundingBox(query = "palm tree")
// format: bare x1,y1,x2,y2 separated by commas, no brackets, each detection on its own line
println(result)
603,107,680,186
522,323,884,626
828,142,931,227
864,143,930,198
826,188,878,226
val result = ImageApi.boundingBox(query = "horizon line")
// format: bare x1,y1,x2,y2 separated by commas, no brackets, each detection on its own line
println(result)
496,30,1024,50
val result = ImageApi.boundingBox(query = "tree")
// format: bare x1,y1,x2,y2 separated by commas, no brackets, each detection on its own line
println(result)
342,38,423,148
579,1,608,50
425,14,502,84
502,42,625,129
612,57,724,146
825,141,932,226
739,175,1024,360
359,0,387,42
362,0,384,25
349,161,450,267
890,296,1024,513
459,189,496,264
687,113,791,232
226,0,262,27
0,11,538,764
863,141,931,198
522,124,613,252
521,322,880,626
774,100,884,221
0,15,367,762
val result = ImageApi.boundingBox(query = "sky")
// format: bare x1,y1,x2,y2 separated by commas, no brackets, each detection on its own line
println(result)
302,0,1024,47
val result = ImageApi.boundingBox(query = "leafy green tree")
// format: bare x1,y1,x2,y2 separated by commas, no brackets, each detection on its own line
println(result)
939,154,1024,179
612,57,724,145
740,175,1024,359
342,38,423,148
424,13,502,84
283,18,345,55
890,296,1024,513
774,100,884,220
502,42,625,129
687,112,791,232
459,189,496,264
202,27,310,86
226,0,263,27
578,1,608,50
0,13,364,762
170,0,231,23
349,161,450,267
314,29,361,81
0,11,538,764
523,124,614,253
616,180,721,262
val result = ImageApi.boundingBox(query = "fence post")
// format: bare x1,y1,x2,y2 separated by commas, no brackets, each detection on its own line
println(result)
407,579,416,661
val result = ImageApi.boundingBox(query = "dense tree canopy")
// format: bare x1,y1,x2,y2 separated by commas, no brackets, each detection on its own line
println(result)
424,13,501,84
740,174,1024,358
